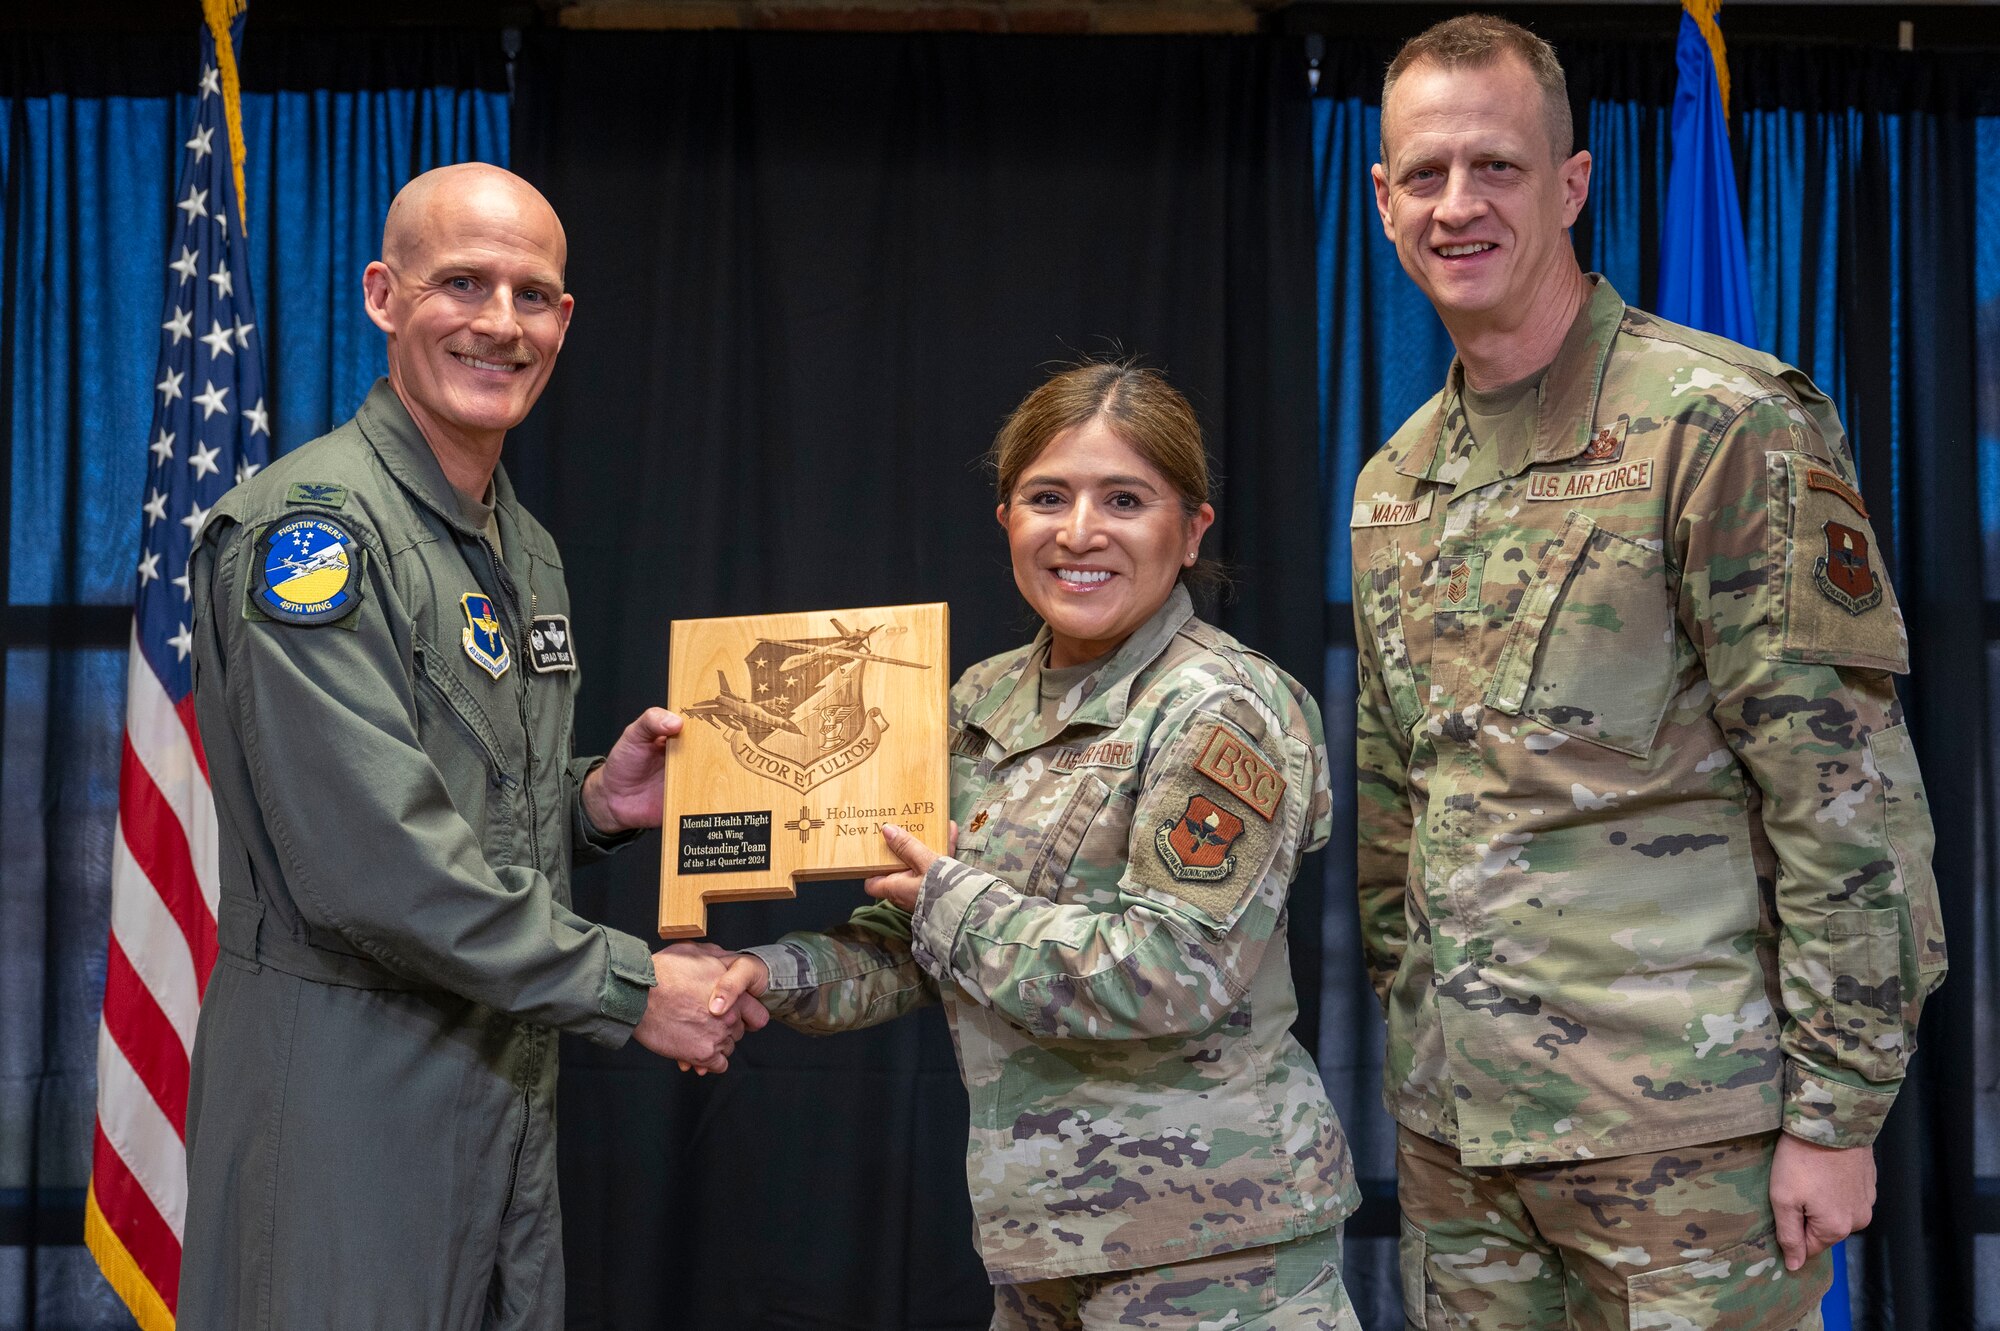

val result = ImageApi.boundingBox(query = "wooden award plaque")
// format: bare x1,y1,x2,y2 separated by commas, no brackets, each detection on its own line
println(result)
658,603,950,938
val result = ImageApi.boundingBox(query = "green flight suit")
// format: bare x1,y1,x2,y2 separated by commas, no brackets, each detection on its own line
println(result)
179,381,657,1331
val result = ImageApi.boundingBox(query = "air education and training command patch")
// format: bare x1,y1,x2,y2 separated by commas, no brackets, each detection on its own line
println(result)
1156,794,1244,882
1815,520,1884,615
253,516,362,625
461,594,512,679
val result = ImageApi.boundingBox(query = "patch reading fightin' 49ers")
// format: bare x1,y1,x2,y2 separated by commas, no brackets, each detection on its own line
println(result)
251,515,362,625
1155,794,1244,881
1191,724,1286,820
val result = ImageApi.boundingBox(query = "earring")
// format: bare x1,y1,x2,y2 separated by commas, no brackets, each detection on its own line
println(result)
1185,551,1197,564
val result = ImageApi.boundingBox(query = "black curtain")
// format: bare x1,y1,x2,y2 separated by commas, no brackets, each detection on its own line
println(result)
509,31,1322,1329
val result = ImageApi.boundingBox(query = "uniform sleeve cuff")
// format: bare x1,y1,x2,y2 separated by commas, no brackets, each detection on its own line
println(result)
742,942,814,1017
571,758,644,861
909,856,989,984
580,927,656,1048
1782,1061,1896,1148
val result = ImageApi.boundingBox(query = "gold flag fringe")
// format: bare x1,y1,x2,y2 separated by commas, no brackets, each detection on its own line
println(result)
1682,0,1731,121
200,0,251,234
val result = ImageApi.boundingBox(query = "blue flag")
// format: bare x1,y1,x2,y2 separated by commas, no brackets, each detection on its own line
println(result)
1664,7,1852,1326
1658,1,1758,346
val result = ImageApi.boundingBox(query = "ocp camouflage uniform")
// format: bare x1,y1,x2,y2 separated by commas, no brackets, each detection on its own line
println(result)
1350,279,1946,1326
748,586,1360,1324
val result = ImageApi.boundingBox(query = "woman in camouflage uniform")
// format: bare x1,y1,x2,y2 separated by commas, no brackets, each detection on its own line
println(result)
720,364,1361,1330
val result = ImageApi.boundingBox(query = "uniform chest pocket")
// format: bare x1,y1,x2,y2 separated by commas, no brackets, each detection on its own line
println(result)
413,636,519,856
1052,774,1135,907
979,767,1129,904
1360,544,1423,732
1486,511,1681,758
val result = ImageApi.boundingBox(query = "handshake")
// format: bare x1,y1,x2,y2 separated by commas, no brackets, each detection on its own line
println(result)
630,942,773,1074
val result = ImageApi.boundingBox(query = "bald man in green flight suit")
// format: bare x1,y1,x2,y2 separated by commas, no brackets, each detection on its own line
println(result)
179,164,762,1330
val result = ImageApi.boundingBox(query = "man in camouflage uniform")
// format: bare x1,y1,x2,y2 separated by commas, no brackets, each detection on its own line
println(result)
715,585,1361,1328
1351,17,1945,1330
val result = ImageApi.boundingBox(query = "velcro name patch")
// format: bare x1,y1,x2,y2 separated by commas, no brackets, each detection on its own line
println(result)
527,615,576,673
1192,725,1285,821
1527,458,1654,502
1351,492,1435,528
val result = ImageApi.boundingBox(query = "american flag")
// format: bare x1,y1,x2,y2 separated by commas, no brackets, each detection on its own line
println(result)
87,7,270,1327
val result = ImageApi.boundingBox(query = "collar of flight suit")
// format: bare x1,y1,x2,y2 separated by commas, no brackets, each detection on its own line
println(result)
354,378,529,554
353,379,567,591
966,583,1196,759
1395,274,1628,488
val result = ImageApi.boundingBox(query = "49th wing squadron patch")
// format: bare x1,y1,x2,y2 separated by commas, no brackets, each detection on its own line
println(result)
251,515,362,625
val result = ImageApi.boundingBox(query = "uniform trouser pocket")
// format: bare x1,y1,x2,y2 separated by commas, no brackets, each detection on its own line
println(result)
1234,1260,1362,1331
1624,1224,1828,1331
1399,1216,1435,1330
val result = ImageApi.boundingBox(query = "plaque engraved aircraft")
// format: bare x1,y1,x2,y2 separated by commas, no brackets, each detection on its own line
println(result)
658,603,949,938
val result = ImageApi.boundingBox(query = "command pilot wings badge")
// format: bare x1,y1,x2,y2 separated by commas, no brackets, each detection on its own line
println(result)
460,593,511,678
528,614,576,673
685,618,928,793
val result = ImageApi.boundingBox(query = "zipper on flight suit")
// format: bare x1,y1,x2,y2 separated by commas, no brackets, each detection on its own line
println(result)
479,539,542,871
500,1088,531,1219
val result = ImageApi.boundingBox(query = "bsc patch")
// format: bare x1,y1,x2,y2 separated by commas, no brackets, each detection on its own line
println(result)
460,593,511,678
527,614,576,673
1155,794,1244,881
1815,521,1883,615
1191,724,1285,821
252,516,361,625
